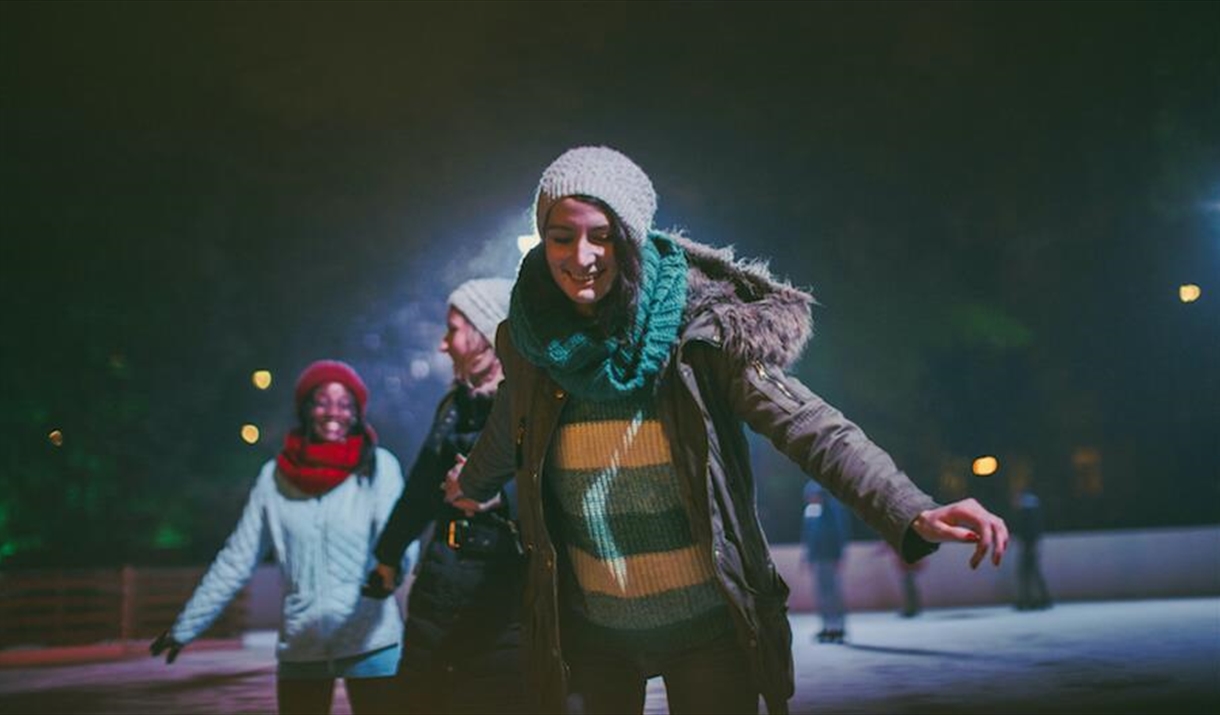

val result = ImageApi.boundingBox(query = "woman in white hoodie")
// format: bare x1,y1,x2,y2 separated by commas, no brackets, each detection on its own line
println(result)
151,360,405,715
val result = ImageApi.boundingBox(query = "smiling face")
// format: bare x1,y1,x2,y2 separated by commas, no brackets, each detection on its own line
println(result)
309,381,356,443
543,197,619,316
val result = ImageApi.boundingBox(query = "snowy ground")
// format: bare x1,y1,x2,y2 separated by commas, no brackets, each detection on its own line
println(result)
1,598,1216,714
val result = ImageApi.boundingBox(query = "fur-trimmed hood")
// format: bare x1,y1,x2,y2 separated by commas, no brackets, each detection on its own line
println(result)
675,234,816,370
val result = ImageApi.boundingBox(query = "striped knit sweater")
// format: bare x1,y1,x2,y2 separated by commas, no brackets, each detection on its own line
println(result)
546,392,733,653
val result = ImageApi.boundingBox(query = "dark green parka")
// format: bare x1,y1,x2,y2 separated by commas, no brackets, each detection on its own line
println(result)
459,235,940,714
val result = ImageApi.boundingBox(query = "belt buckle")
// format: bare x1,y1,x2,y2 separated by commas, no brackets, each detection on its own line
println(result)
446,519,470,549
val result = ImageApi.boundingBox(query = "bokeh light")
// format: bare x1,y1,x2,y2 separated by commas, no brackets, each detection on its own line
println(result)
972,455,999,477
240,424,260,444
252,370,273,390
48,429,63,447
517,234,540,254
1179,284,1201,303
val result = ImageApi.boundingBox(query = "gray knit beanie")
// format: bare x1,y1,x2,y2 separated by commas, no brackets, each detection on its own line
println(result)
534,146,657,246
448,277,514,343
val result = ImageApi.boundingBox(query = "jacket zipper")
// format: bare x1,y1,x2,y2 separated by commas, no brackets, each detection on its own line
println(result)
530,391,571,685
515,417,526,470
752,360,796,401
316,495,329,658
671,362,756,637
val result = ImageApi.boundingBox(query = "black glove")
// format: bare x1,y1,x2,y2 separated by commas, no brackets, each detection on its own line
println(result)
150,630,183,664
361,568,397,600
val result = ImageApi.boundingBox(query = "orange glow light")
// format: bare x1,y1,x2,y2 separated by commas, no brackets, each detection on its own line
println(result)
972,455,999,477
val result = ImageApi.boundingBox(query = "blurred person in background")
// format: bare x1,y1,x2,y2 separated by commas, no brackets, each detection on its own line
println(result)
1014,488,1053,611
801,482,852,643
873,541,925,618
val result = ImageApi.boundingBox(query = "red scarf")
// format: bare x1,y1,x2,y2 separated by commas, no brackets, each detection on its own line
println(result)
276,431,367,495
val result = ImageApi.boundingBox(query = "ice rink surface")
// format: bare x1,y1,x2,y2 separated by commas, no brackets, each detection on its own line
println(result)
1,598,1216,714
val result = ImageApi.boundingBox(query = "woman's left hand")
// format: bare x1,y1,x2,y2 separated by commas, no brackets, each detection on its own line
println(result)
441,454,468,504
911,498,1009,569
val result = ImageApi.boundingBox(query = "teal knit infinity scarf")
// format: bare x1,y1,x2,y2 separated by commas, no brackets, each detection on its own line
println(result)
509,232,688,401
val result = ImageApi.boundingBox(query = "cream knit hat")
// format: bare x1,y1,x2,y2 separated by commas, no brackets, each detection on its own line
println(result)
534,146,657,246
447,277,514,342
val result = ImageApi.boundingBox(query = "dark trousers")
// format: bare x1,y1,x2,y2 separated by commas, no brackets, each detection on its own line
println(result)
566,634,760,715
813,559,846,631
395,622,528,714
900,569,921,617
276,676,397,715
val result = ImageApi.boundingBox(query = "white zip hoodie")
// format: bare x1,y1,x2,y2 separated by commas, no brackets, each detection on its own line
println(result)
171,447,404,662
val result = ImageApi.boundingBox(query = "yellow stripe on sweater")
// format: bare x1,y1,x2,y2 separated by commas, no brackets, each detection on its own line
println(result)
567,544,716,598
551,419,672,471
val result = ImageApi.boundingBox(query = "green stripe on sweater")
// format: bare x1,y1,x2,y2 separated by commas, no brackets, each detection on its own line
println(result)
558,507,694,559
561,395,656,423
575,599,734,655
550,463,687,516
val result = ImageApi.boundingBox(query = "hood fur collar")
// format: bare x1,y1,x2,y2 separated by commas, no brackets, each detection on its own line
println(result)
674,234,816,370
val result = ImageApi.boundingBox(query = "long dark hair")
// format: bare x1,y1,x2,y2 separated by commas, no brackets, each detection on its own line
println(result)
295,392,377,478
526,195,643,343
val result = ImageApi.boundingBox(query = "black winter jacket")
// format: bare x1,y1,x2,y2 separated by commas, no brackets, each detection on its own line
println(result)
375,385,526,712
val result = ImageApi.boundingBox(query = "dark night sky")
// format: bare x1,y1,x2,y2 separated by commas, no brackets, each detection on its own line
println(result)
1,2,1217,563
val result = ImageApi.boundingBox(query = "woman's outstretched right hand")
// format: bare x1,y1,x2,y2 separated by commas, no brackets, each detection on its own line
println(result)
149,630,183,664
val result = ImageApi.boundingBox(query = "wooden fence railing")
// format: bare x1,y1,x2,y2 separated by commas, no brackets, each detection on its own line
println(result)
0,566,246,649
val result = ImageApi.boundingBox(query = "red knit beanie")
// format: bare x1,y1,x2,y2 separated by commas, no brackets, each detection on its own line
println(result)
294,360,369,415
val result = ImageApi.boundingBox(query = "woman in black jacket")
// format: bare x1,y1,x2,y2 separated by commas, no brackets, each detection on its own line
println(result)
367,278,529,714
